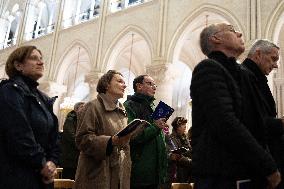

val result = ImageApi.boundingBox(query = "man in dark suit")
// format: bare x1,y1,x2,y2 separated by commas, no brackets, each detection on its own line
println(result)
190,23,281,189
242,39,284,188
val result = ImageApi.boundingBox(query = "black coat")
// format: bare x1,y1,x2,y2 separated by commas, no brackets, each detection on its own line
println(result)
242,58,284,188
60,110,79,169
190,52,277,182
0,75,60,189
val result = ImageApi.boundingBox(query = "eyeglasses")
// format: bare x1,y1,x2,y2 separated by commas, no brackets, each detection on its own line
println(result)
27,55,43,62
213,26,237,35
144,81,157,88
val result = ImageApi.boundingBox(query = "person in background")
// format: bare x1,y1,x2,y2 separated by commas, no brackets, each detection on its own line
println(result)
0,45,60,189
190,23,281,189
60,102,85,179
165,117,192,189
242,39,284,188
75,70,132,189
124,74,168,189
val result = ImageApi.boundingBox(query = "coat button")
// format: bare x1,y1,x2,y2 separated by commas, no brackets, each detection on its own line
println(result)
38,101,41,105
13,84,17,87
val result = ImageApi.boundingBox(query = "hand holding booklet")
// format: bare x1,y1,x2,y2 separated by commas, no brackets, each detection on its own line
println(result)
151,101,174,120
116,119,150,137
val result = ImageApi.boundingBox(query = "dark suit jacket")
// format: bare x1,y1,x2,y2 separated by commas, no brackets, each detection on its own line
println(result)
242,58,284,182
190,51,277,182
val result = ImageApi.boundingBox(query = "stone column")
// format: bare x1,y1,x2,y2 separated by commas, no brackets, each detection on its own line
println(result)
38,80,67,115
146,63,175,106
274,78,284,117
85,71,104,100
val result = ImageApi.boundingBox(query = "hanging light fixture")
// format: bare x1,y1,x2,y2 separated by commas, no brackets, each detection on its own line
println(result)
127,33,134,86
121,33,134,102
60,47,81,114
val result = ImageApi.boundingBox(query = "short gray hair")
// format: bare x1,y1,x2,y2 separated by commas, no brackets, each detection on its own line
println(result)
199,24,219,56
248,39,279,57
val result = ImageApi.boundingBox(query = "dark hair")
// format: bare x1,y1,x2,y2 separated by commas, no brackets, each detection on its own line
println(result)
171,117,187,131
5,45,41,78
133,74,148,92
96,70,123,93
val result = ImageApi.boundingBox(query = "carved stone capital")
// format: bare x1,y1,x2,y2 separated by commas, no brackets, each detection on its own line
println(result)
38,81,67,116
146,63,175,84
146,63,177,106
85,71,104,88
38,80,67,97
84,71,104,99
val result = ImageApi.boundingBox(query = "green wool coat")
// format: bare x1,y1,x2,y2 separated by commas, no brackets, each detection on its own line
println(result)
124,93,167,187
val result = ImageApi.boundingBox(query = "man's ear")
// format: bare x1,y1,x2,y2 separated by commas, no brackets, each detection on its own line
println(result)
136,83,142,91
252,49,264,66
255,49,262,62
210,35,221,44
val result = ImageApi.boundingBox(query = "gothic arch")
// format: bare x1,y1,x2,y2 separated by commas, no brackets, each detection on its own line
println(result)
264,2,284,77
264,1,284,40
101,24,153,73
167,4,245,69
54,40,92,84
165,4,245,124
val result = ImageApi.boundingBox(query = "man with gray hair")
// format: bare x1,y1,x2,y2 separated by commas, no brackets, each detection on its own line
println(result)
242,39,284,188
245,39,279,75
190,24,281,188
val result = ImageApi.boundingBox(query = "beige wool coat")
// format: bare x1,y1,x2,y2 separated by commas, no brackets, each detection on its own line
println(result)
74,93,131,189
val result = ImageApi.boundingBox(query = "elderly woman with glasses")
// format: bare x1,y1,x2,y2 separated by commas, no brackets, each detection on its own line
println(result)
165,117,192,188
0,46,60,189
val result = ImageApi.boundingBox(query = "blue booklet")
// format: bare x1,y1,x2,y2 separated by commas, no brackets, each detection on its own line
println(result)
151,101,174,120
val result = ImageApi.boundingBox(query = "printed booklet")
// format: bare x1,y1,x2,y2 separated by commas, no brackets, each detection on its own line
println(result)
116,119,150,137
152,101,174,120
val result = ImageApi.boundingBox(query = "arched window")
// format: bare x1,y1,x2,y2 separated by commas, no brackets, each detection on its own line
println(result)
0,11,11,49
25,0,57,40
79,0,92,22
8,4,21,46
62,1,77,28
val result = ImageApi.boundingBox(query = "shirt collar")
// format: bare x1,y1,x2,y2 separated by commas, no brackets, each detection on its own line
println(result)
98,93,126,113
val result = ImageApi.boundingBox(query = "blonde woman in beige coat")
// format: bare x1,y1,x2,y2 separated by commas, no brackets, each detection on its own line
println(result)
74,70,131,189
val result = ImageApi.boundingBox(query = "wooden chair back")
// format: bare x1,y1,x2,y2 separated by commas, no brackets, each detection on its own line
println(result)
171,183,193,189
55,168,63,179
54,179,75,189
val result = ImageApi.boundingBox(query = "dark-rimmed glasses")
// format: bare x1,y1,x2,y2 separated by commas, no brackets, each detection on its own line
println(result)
144,81,157,88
